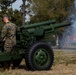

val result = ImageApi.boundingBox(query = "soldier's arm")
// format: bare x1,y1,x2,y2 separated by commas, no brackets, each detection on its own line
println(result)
1,25,7,39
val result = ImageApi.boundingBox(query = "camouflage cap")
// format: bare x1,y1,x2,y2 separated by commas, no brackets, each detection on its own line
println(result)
2,14,9,18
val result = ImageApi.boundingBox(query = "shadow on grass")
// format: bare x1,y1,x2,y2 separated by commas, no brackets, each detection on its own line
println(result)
18,64,28,70
0,64,29,71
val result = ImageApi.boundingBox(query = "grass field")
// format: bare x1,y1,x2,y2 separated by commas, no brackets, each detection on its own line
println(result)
0,49,76,75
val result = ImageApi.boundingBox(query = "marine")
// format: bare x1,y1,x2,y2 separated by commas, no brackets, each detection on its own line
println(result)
1,14,17,71
1,22,17,52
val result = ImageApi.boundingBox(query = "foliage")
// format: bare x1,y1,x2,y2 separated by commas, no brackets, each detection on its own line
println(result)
0,0,74,35
30,0,74,23
0,0,16,13
30,0,74,35
20,0,31,25
10,9,23,26
0,0,23,26
0,8,23,26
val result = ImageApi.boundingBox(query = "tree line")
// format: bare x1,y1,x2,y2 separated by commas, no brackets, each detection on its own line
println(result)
0,0,74,33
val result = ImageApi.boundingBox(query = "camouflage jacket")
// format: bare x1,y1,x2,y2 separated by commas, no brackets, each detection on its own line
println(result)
1,22,17,40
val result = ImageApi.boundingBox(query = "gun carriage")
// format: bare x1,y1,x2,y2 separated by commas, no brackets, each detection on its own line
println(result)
0,20,71,70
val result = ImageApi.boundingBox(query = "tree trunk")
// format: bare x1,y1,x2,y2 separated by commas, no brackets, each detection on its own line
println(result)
22,0,26,25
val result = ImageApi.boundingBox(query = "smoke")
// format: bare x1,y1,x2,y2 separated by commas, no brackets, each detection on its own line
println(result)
59,0,76,49
74,0,76,10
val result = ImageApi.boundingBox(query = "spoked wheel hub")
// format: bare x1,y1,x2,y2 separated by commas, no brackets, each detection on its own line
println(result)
34,49,49,67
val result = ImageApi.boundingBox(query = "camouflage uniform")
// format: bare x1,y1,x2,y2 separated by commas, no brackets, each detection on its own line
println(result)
1,22,17,52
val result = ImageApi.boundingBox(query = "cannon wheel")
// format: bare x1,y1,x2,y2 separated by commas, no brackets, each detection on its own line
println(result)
13,59,22,67
25,42,54,70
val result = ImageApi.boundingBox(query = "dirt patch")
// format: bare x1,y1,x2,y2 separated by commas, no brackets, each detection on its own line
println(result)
0,64,76,75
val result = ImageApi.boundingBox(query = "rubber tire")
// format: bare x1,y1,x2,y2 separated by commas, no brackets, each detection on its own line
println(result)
13,59,22,67
25,42,54,70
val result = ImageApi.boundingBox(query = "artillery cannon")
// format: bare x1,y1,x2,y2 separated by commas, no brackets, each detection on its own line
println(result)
0,20,71,70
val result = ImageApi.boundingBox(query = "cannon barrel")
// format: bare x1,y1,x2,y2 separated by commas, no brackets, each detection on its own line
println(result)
22,20,71,34
22,20,56,29
44,21,71,31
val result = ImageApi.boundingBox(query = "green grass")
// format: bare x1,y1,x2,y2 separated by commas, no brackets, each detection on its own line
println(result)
53,50,76,65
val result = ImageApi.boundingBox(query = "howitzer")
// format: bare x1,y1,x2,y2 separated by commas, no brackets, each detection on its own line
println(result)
0,20,71,70
21,20,71,34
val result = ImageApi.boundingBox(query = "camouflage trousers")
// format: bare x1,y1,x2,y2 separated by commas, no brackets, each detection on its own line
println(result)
4,37,16,52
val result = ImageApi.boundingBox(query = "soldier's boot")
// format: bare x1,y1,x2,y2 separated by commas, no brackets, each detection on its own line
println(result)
9,64,12,70
8,65,13,74
4,61,9,71
5,68,8,72
8,61,13,72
